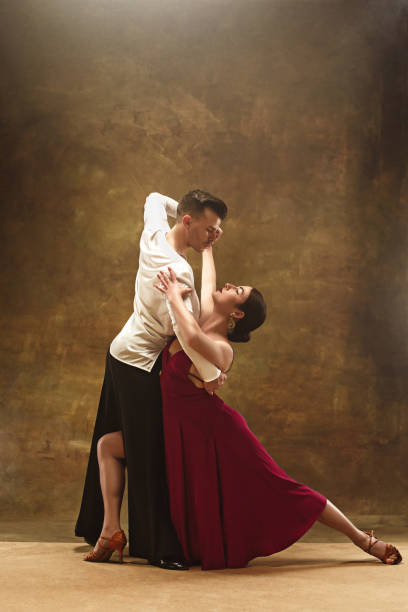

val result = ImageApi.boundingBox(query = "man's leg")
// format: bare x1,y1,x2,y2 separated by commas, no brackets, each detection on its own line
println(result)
109,353,186,567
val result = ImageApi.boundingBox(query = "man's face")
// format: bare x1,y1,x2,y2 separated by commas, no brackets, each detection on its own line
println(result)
185,207,222,253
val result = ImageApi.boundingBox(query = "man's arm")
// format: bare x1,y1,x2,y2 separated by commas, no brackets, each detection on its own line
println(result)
203,372,227,395
143,192,179,233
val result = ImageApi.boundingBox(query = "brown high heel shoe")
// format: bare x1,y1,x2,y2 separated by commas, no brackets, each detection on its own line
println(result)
84,529,127,563
363,529,402,565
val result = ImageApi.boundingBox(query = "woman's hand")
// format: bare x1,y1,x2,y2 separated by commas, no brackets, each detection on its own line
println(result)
155,267,193,302
204,227,223,250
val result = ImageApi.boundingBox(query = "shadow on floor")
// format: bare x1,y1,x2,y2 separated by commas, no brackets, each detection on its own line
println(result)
1,519,407,546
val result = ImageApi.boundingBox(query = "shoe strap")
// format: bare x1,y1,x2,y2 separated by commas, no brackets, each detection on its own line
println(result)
97,537,113,550
98,531,126,549
364,530,379,554
382,543,401,564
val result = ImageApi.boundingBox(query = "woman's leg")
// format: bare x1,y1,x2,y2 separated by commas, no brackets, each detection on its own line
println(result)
90,431,126,554
318,499,399,564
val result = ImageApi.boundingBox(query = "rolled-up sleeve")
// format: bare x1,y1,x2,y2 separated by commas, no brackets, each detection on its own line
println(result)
143,192,179,233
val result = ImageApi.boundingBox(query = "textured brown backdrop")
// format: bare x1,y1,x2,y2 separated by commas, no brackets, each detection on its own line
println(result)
1,0,407,523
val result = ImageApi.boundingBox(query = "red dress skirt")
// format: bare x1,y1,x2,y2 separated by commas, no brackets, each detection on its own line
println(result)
160,344,327,570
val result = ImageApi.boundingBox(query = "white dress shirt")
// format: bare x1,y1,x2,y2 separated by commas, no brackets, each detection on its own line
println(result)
109,192,200,371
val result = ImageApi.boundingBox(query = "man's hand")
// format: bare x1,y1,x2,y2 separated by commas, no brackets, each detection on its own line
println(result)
203,372,227,395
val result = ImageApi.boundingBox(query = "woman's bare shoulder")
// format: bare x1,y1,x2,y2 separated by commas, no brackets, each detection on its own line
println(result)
205,331,233,369
204,330,230,344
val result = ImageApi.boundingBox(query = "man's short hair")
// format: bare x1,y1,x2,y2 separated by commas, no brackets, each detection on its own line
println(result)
177,189,228,220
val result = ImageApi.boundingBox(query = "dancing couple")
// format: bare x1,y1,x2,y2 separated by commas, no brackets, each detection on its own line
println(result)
75,190,402,569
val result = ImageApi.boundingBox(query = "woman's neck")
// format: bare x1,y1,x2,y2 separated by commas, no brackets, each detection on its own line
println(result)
201,311,228,338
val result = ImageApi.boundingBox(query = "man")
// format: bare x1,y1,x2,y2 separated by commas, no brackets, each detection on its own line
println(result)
75,190,227,570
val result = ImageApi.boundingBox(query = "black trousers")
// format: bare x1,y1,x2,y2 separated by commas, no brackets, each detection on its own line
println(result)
74,350,183,561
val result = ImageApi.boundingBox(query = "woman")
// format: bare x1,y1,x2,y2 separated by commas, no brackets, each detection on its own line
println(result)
83,249,402,568
153,248,402,570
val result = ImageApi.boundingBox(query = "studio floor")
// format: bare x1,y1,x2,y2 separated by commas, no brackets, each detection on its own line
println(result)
1,521,407,612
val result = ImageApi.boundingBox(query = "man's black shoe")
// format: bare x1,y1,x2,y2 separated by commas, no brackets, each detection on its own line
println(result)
150,558,190,571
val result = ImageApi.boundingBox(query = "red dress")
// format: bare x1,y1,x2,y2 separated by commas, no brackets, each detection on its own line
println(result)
160,344,327,570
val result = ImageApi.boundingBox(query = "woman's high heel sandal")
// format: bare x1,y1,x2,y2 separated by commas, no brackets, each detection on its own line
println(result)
363,529,402,565
84,529,127,563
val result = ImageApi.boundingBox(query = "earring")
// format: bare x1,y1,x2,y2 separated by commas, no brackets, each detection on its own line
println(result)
227,315,236,332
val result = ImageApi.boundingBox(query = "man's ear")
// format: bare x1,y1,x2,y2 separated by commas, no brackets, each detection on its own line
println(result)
182,214,192,230
233,308,245,320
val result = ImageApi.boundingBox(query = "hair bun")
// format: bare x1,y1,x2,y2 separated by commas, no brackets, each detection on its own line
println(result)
228,330,251,343
227,287,266,344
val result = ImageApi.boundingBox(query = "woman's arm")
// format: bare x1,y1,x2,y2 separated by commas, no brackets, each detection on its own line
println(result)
199,247,216,324
156,268,233,372
166,299,221,382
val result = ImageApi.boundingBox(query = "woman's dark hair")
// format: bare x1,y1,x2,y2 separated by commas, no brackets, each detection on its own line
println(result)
228,288,267,343
177,189,228,220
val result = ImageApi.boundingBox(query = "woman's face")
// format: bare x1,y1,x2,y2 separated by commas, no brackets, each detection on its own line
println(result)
212,283,252,315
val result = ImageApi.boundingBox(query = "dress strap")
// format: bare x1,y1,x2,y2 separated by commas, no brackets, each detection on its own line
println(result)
187,371,204,383
162,342,172,366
